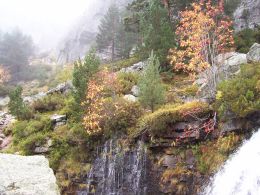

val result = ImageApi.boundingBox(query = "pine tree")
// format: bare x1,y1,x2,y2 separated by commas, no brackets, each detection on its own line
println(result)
96,4,120,61
71,50,100,121
8,86,31,120
138,51,165,112
96,4,137,61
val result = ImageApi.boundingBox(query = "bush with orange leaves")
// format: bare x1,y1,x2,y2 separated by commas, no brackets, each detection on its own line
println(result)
0,65,10,83
169,0,234,76
83,68,142,136
83,68,118,136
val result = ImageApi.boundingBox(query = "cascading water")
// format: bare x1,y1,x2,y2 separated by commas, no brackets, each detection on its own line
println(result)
78,140,149,195
203,128,260,195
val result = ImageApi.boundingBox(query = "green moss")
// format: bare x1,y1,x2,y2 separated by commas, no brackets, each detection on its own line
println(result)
130,101,211,137
215,63,260,119
177,85,199,97
192,133,242,174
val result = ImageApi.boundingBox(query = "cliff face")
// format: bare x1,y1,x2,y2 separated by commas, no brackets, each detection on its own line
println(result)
234,0,260,31
57,0,133,64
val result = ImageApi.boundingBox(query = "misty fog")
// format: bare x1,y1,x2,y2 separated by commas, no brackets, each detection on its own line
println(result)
0,0,119,51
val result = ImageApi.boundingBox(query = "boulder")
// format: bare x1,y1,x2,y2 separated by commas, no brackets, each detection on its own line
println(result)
131,85,140,97
120,61,146,73
196,52,248,99
0,154,60,195
123,94,137,102
50,114,67,127
46,81,73,95
0,96,10,107
247,43,260,62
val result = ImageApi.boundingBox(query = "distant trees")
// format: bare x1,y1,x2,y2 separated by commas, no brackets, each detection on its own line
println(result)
0,29,34,76
0,65,10,83
138,51,165,112
96,4,137,61
169,0,234,76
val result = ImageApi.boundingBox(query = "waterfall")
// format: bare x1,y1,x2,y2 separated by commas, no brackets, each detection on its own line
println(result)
203,129,260,195
78,140,148,195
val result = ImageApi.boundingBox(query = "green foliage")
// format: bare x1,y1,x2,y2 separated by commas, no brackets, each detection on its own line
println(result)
117,72,139,94
102,98,143,136
192,133,241,174
8,86,33,120
138,51,165,112
132,101,210,137
223,0,241,16
32,94,65,113
140,0,175,63
234,27,260,53
71,50,100,122
97,4,138,60
12,116,52,144
215,63,260,119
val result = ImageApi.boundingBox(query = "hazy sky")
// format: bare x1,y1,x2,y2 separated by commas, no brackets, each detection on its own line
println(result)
0,0,98,51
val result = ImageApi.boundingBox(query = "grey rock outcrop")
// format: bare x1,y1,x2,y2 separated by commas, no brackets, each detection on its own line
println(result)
247,43,260,62
0,154,60,195
0,97,10,108
123,94,138,102
234,0,260,31
131,85,140,97
196,52,248,99
120,61,146,73
50,114,67,127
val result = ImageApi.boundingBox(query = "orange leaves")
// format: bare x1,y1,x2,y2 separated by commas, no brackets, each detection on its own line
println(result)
0,65,10,83
169,0,234,76
83,68,118,136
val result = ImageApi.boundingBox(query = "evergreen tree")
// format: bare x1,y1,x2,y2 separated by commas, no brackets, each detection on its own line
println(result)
8,86,31,120
138,51,165,112
96,4,138,61
140,0,175,64
96,4,120,61
71,50,100,121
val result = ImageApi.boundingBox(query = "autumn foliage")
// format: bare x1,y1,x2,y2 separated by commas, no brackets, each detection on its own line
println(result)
169,0,234,75
0,65,10,83
83,68,118,135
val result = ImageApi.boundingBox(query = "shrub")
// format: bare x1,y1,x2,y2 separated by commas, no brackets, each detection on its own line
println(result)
116,72,139,94
8,86,34,120
32,94,65,113
215,63,260,119
12,116,52,145
234,27,260,53
102,97,143,136
19,133,47,155
131,101,211,137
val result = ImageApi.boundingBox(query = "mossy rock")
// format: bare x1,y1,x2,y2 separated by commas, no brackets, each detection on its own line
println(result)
130,101,211,138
